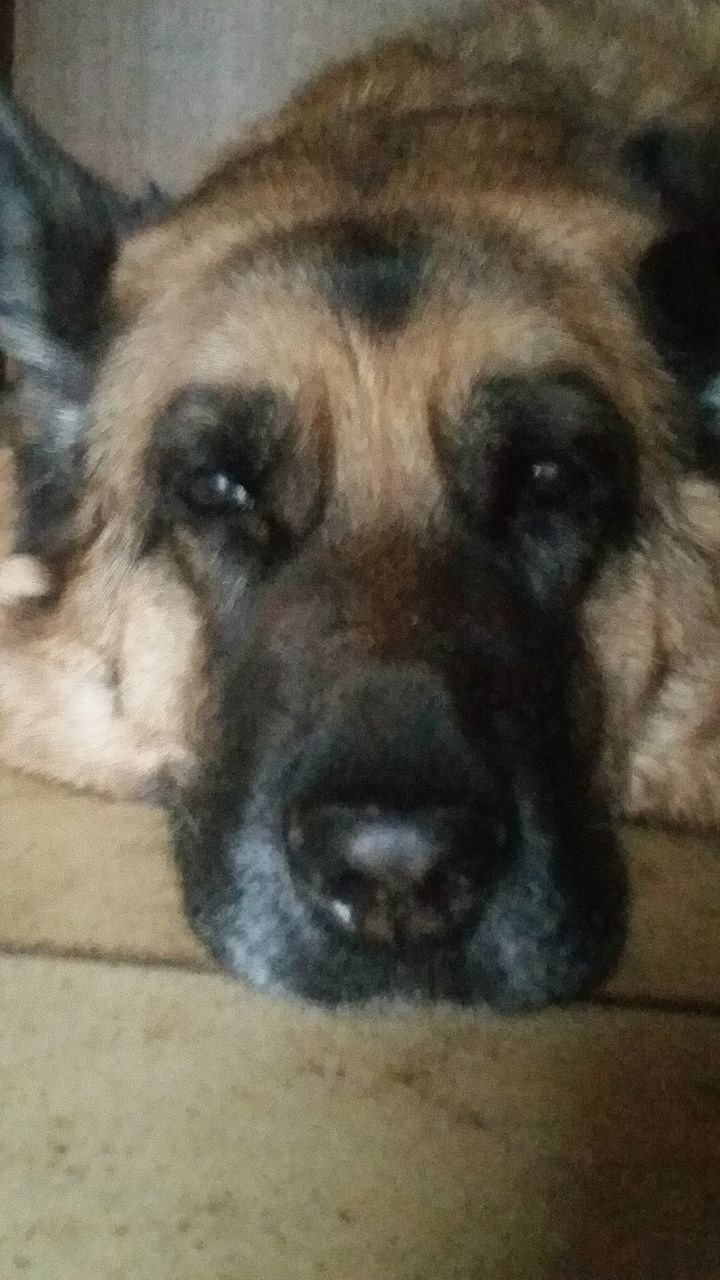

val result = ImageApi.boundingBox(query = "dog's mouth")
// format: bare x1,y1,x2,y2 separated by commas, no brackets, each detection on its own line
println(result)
162,635,629,1010
169,767,628,1010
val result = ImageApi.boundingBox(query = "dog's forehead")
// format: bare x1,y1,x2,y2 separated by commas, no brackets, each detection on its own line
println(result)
145,216,576,405
96,200,666,522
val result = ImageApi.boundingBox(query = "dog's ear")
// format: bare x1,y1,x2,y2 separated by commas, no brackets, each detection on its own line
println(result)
625,124,720,471
0,89,167,558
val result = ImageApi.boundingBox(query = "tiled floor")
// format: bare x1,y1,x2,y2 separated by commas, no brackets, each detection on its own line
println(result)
1,764,719,1279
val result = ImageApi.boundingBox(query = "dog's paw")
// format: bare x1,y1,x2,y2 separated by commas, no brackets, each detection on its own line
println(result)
0,553,53,605
625,748,720,831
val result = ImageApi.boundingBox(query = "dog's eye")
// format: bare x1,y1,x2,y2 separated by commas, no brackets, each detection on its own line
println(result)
490,442,611,539
509,453,579,513
527,457,568,502
182,468,254,517
176,464,284,555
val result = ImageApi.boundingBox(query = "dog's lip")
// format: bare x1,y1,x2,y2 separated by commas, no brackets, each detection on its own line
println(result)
180,830,626,1010
190,914,621,1009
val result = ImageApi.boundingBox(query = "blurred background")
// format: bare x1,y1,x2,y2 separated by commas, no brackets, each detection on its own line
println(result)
10,0,471,192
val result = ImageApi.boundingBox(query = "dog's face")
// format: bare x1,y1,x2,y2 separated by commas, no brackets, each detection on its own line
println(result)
1,71,716,1008
94,207,658,1008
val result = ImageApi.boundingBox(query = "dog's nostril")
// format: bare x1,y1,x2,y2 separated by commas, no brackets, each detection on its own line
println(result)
287,802,497,945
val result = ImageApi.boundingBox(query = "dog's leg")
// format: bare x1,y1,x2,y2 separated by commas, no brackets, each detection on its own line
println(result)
623,477,720,830
625,675,720,830
0,563,195,801
0,625,180,799
0,449,157,797
0,445,195,800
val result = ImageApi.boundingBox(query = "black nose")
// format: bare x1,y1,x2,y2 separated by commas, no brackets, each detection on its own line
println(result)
287,802,502,945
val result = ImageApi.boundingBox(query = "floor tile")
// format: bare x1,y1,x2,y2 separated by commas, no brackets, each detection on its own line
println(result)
1,954,719,1280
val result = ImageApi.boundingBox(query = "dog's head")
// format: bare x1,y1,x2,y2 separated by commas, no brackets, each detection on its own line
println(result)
1,64,717,1008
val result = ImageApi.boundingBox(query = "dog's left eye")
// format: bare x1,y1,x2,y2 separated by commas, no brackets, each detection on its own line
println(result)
182,468,254,517
508,451,583,517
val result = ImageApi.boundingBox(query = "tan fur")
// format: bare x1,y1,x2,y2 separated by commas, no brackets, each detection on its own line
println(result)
0,553,52,603
589,478,720,828
2,0,720,828
0,449,196,796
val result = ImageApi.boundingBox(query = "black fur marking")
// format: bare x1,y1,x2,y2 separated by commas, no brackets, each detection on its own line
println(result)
635,223,720,475
623,124,720,221
11,438,85,560
319,220,428,331
636,224,720,387
224,216,429,332
0,88,169,561
436,372,639,606
625,125,720,476
0,88,162,381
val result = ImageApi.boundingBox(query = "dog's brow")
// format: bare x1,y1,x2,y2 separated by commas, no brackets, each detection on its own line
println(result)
480,370,622,433
224,218,429,333
155,383,293,472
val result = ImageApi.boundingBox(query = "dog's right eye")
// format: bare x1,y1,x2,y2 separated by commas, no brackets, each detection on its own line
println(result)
153,383,301,556
181,468,254,517
176,464,283,554
170,458,290,558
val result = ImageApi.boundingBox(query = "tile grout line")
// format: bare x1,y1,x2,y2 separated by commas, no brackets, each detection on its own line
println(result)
1,940,720,1019
594,991,720,1019
0,939,217,977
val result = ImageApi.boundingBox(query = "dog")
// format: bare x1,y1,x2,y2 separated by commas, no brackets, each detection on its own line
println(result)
1,0,720,1008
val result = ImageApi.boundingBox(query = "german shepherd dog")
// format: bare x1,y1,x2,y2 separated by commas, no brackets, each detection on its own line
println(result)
1,0,720,1008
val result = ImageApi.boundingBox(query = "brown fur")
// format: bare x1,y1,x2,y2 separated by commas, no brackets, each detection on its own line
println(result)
2,0,720,827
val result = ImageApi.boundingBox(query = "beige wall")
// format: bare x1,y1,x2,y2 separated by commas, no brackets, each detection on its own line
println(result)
13,0,470,193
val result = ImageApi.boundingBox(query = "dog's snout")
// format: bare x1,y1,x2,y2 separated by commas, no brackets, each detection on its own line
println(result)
287,801,502,945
